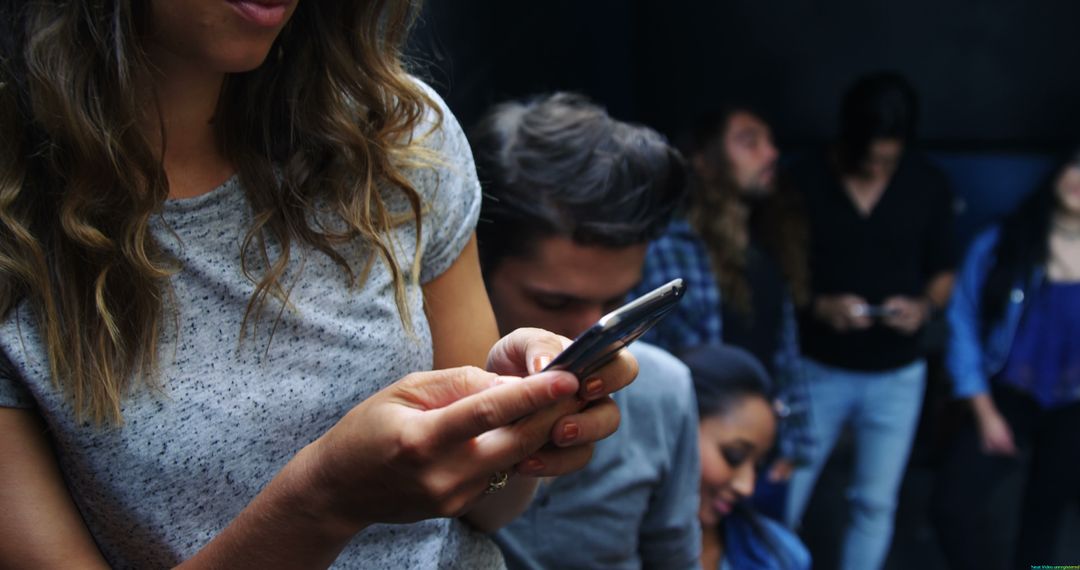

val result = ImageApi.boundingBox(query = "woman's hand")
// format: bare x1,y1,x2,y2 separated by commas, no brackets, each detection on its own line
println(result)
299,363,582,535
486,328,638,475
297,328,637,530
422,239,639,531
970,394,1017,457
460,328,637,531
183,328,639,565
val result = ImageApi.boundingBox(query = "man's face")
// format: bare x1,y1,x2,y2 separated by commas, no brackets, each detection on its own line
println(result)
698,111,779,198
857,138,905,182
486,236,649,339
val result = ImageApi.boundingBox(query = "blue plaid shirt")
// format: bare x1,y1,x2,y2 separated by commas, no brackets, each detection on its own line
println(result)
636,220,724,351
635,219,814,464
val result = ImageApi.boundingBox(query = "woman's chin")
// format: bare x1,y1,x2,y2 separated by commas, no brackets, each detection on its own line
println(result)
216,48,277,73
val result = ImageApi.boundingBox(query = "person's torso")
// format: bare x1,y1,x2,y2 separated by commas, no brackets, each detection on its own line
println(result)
795,151,951,370
720,241,786,374
0,83,502,569
493,342,699,570
999,278,1080,407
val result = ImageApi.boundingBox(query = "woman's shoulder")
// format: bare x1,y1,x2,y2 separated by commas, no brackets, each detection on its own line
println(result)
405,77,472,169
398,77,483,284
963,225,1003,264
395,77,476,199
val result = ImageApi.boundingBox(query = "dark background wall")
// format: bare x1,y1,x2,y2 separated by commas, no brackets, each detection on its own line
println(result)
410,0,1080,150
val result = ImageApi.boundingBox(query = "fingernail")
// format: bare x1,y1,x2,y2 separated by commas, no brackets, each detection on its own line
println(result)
561,423,580,444
533,354,552,373
521,458,545,474
585,378,604,399
548,373,577,398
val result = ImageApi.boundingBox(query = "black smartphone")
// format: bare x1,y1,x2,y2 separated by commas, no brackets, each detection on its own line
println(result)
542,278,686,379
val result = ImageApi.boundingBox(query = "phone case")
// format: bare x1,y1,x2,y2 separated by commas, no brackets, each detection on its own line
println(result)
543,279,686,379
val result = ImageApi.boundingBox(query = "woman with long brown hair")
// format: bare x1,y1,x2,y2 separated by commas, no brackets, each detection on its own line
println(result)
0,1,634,567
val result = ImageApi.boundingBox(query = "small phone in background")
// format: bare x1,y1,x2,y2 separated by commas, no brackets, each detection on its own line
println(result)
852,304,900,319
543,279,686,382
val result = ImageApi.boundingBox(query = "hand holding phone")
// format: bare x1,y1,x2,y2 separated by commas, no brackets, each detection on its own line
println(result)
543,279,686,380
851,304,899,319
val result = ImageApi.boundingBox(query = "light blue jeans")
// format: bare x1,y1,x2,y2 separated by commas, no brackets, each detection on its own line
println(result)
783,357,926,570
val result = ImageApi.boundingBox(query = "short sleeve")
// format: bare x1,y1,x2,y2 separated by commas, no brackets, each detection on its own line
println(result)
411,80,483,284
0,350,35,409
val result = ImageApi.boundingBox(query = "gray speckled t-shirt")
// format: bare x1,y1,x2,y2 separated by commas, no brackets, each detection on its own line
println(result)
0,85,503,569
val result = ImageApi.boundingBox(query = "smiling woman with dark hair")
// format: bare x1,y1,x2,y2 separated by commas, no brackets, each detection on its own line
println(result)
681,344,810,570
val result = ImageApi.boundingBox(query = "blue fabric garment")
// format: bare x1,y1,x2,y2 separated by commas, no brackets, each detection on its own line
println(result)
999,281,1080,408
719,511,811,570
946,226,1042,399
784,358,926,570
771,298,814,465
636,220,724,351
493,342,702,570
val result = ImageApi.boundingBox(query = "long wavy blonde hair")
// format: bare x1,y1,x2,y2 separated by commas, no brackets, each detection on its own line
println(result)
0,0,437,425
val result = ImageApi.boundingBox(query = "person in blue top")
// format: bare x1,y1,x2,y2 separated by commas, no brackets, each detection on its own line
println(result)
681,344,811,570
932,149,1080,570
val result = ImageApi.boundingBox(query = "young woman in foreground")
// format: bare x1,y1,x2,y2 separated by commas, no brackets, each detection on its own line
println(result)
0,1,634,567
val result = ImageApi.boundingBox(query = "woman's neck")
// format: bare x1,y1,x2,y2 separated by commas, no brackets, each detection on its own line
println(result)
143,47,235,199
700,521,724,570
1048,208,1080,281
1054,209,1080,235
842,172,889,216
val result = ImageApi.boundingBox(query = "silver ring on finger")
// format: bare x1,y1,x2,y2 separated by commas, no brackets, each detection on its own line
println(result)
484,471,510,494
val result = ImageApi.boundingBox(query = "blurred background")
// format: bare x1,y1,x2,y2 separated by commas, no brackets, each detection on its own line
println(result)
408,2,1080,568
410,0,1080,247
410,0,1080,148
